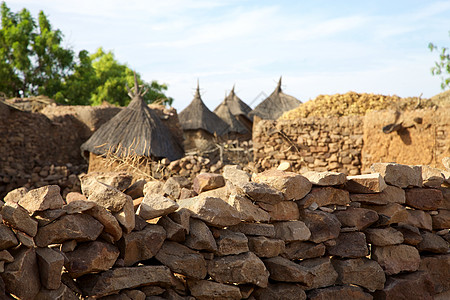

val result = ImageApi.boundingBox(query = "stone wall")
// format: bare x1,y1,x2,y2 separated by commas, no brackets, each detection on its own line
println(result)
0,162,448,299
253,116,364,175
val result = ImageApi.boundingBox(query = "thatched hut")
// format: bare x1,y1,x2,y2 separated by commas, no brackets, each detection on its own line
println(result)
80,76,184,172
178,82,230,151
250,77,301,120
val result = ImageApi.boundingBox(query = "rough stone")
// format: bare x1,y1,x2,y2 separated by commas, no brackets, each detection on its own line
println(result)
300,210,341,243
62,199,96,214
331,258,385,292
298,257,338,290
65,191,87,203
215,229,248,256
228,223,275,237
18,185,65,213
405,188,444,210
383,185,406,204
77,265,177,297
263,256,313,286
35,214,104,247
85,204,123,241
419,254,450,294
298,187,350,208
302,171,347,186
1,202,38,237
124,179,146,199
432,210,450,230
162,176,191,200
334,207,378,230
3,187,28,204
253,169,312,200
417,231,449,254
326,232,368,258
372,244,421,275
157,216,186,242
185,218,217,252
252,283,307,300
136,194,179,220
258,200,300,221
248,236,285,258
177,196,240,227
143,180,164,196
87,180,131,212
364,227,404,246
168,208,191,234
363,203,408,225
273,221,311,242
282,241,326,260
222,165,251,187
35,247,65,289
307,285,373,300
14,229,35,248
188,280,242,300
1,247,40,300
240,182,284,205
80,172,132,193
350,192,389,205
34,283,79,300
193,173,226,194
0,250,13,263
406,209,433,231
155,241,207,279
371,163,422,188
65,241,120,278
226,194,270,223
0,224,18,250
345,173,387,193
208,251,269,287
373,271,435,300
113,196,135,234
33,209,66,227
422,165,445,188
118,225,166,267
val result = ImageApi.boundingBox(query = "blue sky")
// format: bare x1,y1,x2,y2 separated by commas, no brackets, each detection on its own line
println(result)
6,0,450,112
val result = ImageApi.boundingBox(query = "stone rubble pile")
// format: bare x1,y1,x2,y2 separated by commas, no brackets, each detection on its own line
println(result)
0,162,449,299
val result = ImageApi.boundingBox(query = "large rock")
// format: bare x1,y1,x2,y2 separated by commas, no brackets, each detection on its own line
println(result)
432,210,450,230
258,200,300,221
35,214,104,247
405,188,444,210
18,185,65,213
3,187,28,204
350,185,405,205
302,171,346,186
36,247,65,289
421,165,445,187
215,229,248,256
371,163,422,188
228,223,275,237
273,221,311,242
300,210,341,243
208,252,269,287
226,194,270,223
345,173,387,193
118,225,166,266
185,218,217,252
188,280,241,300
162,176,191,200
143,180,164,196
136,194,179,220
253,169,312,200
373,271,435,300
1,248,41,299
65,241,120,278
298,187,350,208
334,207,378,230
372,244,421,275
77,265,177,297
406,209,432,231
1,203,38,237
0,224,18,250
33,209,66,227
298,257,338,290
155,241,207,279
326,232,368,258
308,285,373,300
177,196,240,227
86,180,131,212
85,204,123,242
363,203,408,225
124,179,146,199
80,172,132,193
419,254,450,294
252,283,306,300
239,182,284,205
263,256,313,286
331,258,385,292
157,216,186,242
248,236,285,258
113,196,135,234
364,227,404,246
193,173,225,194
222,165,251,187
282,241,326,260
417,231,449,254
393,224,423,245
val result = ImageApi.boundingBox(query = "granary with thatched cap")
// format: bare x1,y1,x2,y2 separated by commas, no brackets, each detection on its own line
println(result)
249,77,301,120
178,82,230,150
214,85,253,134
80,73,184,171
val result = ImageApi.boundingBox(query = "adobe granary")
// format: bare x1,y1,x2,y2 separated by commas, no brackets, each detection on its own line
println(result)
250,77,301,120
80,73,184,171
178,81,230,151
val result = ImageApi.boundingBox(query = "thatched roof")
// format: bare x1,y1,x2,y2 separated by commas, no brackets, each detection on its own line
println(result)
214,100,249,134
218,86,252,119
80,75,184,161
178,82,230,136
249,77,301,120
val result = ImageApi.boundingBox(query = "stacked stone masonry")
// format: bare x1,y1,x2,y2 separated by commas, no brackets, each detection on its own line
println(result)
0,162,449,299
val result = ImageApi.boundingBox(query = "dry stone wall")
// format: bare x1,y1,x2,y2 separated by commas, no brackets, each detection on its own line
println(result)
253,116,364,175
0,162,449,299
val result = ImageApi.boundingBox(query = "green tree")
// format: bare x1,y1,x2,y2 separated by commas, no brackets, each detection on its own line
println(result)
0,2,74,97
429,32,450,90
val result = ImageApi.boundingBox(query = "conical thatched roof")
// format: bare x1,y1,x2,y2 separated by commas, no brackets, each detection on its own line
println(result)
214,100,249,134
249,77,301,120
80,74,184,161
179,82,230,136
219,85,252,119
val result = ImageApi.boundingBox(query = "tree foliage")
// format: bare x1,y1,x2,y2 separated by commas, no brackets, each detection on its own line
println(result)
429,31,450,90
0,2,173,106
